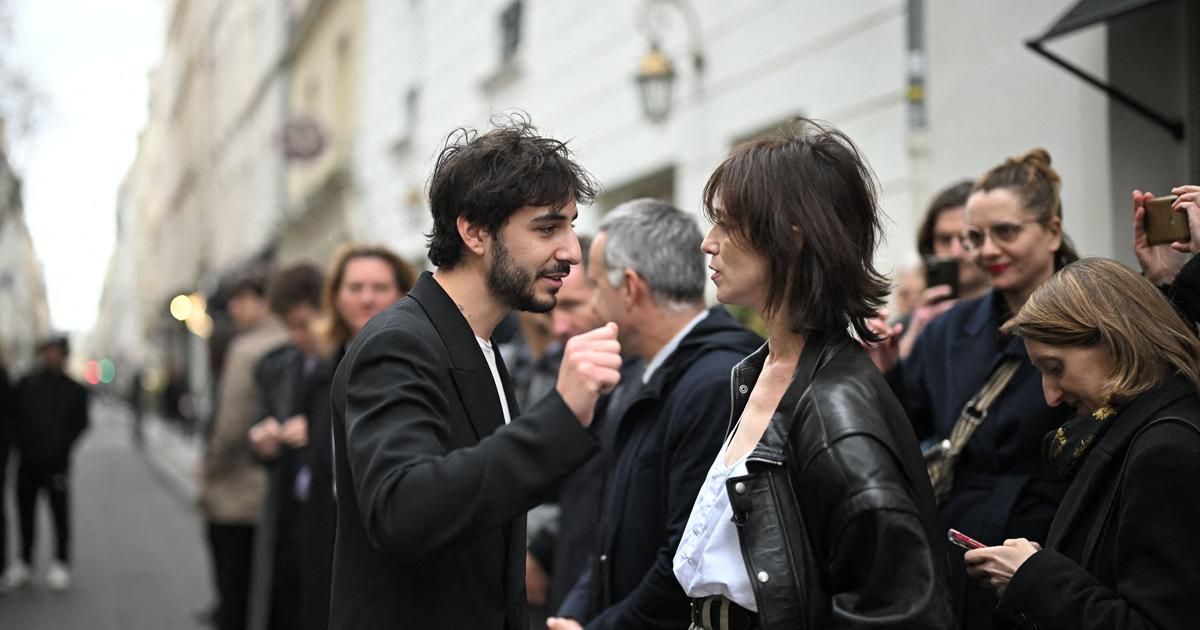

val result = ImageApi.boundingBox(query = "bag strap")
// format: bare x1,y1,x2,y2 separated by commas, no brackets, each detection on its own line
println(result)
944,358,1022,459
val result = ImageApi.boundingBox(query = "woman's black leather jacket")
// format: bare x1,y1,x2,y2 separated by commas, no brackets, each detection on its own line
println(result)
725,333,955,629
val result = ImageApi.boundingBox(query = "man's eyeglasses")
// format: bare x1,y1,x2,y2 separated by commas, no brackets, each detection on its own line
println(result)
959,218,1044,251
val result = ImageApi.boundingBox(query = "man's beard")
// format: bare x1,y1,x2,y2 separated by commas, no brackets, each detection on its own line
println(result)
487,236,570,313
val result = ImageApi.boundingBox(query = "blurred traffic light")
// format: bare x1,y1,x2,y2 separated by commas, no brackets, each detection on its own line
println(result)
83,360,101,385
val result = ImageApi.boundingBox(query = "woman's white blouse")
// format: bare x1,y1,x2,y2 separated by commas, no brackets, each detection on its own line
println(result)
672,446,758,611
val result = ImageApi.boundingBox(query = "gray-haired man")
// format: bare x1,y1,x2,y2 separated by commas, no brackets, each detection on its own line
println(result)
549,199,762,630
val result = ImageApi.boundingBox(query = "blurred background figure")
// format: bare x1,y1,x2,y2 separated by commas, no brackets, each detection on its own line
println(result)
5,335,89,593
0,353,13,594
292,244,414,630
128,367,146,449
890,262,926,321
244,263,324,630
916,180,991,301
888,180,991,354
515,237,595,629
524,234,655,630
198,274,288,630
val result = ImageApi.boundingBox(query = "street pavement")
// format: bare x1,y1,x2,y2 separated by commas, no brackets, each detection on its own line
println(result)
0,399,211,629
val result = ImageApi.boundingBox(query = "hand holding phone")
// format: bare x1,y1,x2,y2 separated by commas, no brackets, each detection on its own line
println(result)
924,257,960,300
948,528,985,551
1144,194,1191,246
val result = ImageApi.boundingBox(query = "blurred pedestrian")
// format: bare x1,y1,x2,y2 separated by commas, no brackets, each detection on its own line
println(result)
966,257,1200,629
129,367,145,449
549,200,761,630
892,181,992,356
4,335,89,592
0,355,12,594
327,115,620,629
244,264,324,630
871,149,1080,630
670,121,952,629
915,180,991,301
198,274,288,630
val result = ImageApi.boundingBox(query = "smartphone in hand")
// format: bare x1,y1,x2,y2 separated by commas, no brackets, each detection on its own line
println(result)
924,257,960,300
948,528,985,551
1144,194,1191,246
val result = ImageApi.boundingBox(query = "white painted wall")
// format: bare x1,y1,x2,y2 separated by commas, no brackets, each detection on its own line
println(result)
356,0,914,275
925,0,1113,261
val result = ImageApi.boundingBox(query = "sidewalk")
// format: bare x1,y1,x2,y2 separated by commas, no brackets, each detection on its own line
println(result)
140,412,203,504
0,400,211,630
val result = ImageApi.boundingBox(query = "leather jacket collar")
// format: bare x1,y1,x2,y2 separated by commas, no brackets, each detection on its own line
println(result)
728,332,850,466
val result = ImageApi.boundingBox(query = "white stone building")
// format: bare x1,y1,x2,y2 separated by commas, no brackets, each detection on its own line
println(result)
356,0,919,270
354,0,1199,274
0,137,50,375
96,0,1200,387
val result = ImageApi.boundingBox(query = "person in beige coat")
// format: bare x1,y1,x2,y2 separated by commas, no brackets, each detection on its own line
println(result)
199,273,288,630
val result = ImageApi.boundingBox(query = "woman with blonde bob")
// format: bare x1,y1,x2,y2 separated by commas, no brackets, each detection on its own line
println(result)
966,257,1200,629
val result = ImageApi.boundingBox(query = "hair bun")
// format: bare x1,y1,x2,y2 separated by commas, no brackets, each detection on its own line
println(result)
1020,147,1052,168
1004,147,1059,186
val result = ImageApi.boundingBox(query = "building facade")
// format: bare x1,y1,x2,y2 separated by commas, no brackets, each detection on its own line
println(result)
0,123,50,375
96,0,1200,404
356,0,918,268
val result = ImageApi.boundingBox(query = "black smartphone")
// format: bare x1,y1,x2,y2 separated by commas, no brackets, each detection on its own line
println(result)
1144,195,1191,246
924,257,959,300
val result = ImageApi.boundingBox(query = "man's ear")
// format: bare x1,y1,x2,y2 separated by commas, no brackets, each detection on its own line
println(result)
457,216,490,258
622,268,645,309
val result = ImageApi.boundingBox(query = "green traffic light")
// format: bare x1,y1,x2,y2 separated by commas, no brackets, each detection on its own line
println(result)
99,358,116,384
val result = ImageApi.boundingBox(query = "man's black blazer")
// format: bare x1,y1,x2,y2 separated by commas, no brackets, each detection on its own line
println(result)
327,271,599,630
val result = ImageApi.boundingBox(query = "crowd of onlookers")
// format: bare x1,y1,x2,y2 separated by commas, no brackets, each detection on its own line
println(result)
2,113,1199,630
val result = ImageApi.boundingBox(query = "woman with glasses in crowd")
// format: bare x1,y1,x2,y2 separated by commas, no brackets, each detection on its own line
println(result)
965,257,1200,629
673,120,953,630
873,148,1079,630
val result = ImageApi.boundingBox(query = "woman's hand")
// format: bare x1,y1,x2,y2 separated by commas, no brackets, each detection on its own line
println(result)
863,308,904,373
279,414,309,448
964,538,1041,596
1133,189,1190,285
1170,185,1200,254
248,417,282,459
897,285,956,361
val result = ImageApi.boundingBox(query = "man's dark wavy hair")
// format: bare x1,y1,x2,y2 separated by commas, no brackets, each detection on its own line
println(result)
425,112,599,268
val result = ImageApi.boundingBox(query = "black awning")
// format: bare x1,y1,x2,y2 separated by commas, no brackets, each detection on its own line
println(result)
1031,0,1162,43
1026,0,1182,139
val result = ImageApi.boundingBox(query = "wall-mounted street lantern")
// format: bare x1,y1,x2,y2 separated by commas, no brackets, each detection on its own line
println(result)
635,0,704,125
636,44,675,124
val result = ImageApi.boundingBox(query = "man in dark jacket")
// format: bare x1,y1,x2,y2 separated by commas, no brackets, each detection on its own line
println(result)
327,116,623,630
244,263,324,630
550,199,762,630
7,336,88,591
